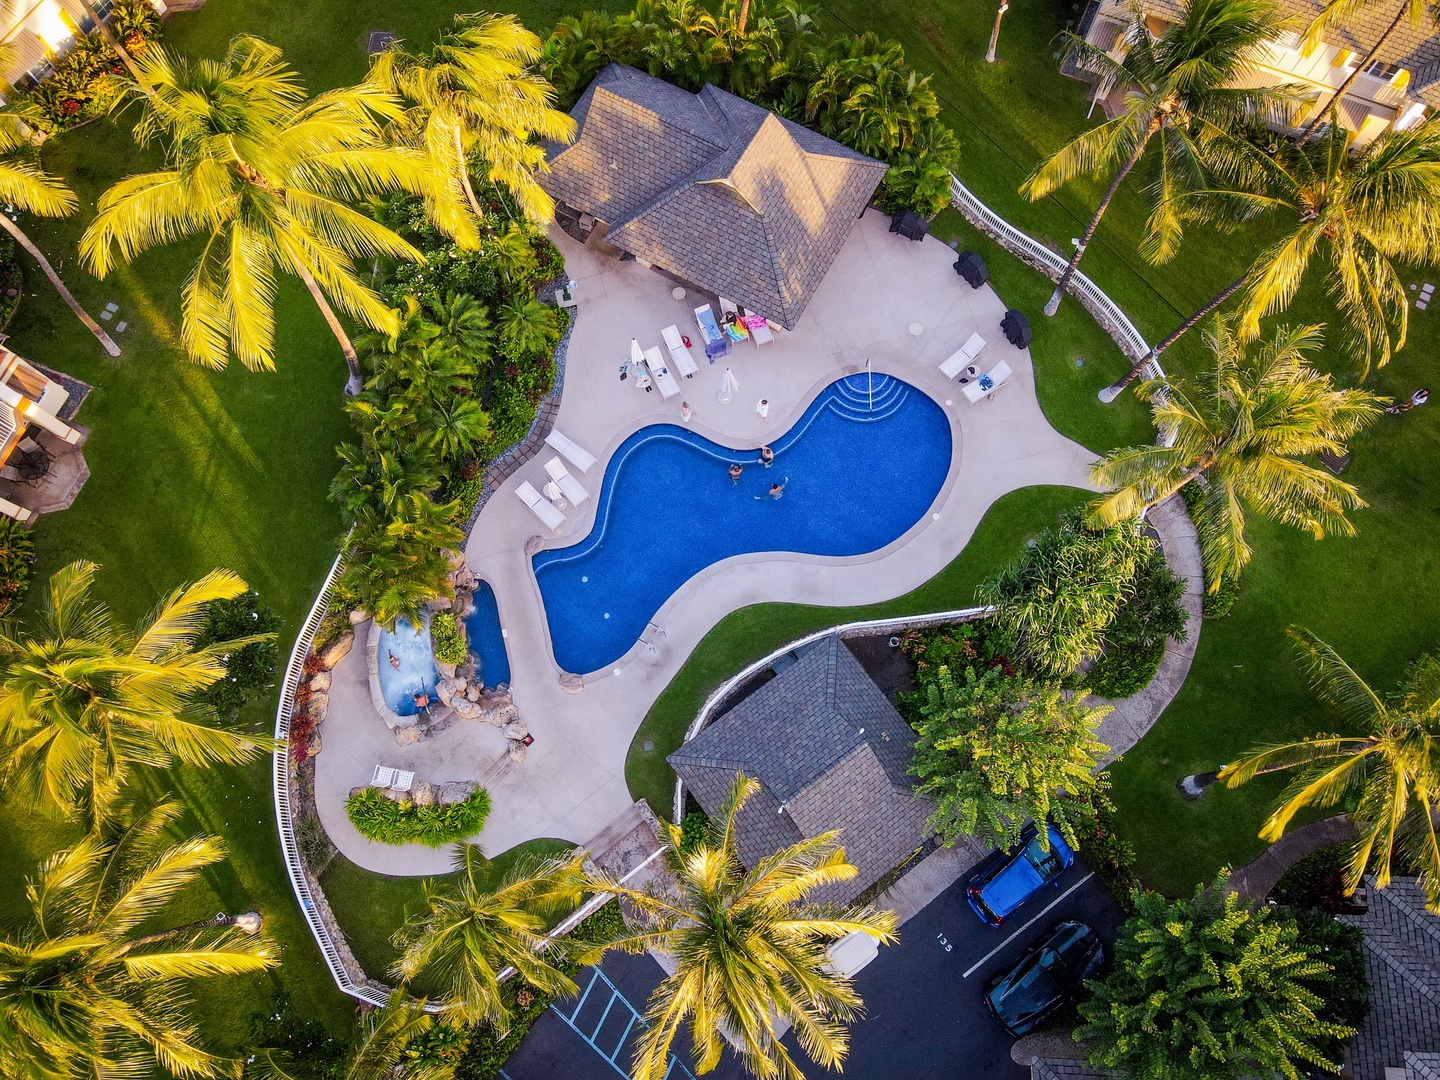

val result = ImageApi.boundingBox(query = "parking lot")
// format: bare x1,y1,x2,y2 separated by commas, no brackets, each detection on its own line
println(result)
502,858,1125,1080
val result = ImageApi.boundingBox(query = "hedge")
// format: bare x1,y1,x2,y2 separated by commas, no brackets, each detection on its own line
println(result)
344,786,491,846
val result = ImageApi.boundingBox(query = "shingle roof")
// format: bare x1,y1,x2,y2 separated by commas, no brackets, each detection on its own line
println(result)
1340,879,1440,1079
1409,1052,1440,1080
668,636,931,904
541,65,888,328
1133,0,1440,107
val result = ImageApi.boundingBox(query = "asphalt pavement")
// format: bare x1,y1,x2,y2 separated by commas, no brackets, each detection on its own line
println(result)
502,858,1125,1080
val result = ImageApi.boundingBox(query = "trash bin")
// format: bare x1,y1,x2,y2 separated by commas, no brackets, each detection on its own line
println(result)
954,250,989,288
1002,309,1032,349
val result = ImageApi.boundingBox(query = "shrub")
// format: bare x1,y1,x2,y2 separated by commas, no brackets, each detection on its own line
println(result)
245,988,345,1080
1288,906,1369,1067
1066,785,1141,908
1271,844,1357,913
345,786,492,847
0,516,35,617
678,809,711,856
432,610,469,665
196,589,281,719
1085,637,1166,698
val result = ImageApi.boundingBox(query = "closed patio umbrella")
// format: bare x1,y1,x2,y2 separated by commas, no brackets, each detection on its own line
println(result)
630,338,646,367
717,367,739,405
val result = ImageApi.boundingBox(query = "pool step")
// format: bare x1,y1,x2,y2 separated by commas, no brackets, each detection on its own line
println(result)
828,376,909,423
475,745,520,790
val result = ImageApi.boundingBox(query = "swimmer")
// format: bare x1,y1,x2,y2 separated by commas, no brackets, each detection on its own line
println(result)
755,477,789,500
388,652,401,671
759,445,774,468
413,691,431,709
729,462,743,485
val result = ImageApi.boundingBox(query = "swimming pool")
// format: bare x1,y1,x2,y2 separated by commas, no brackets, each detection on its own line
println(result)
462,580,512,688
376,615,439,717
533,373,952,674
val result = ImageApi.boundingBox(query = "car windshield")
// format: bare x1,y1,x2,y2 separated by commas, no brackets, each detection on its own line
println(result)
1022,836,1063,878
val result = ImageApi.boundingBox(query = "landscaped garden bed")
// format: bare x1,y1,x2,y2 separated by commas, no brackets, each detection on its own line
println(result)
344,784,492,847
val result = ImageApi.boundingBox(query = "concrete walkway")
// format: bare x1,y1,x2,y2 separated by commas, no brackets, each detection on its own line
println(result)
314,212,1098,874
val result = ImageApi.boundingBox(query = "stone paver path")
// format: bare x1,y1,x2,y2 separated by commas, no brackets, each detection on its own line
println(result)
314,212,1100,874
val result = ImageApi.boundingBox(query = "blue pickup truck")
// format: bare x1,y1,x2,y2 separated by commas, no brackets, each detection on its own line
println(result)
966,824,1075,926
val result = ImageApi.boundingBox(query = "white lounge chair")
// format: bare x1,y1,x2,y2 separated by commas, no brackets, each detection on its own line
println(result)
392,769,415,791
545,429,596,473
940,332,987,379
743,314,774,347
962,359,1015,403
544,457,590,506
516,480,566,531
644,346,681,400
694,304,724,344
372,765,395,788
661,324,698,377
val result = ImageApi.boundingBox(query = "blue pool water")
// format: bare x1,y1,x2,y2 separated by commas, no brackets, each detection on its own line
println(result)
462,580,512,688
533,374,951,674
376,615,439,717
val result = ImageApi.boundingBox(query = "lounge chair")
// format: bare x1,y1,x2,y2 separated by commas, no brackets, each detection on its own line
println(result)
516,480,566,531
644,346,681,399
545,429,597,473
372,765,395,788
392,769,415,791
940,333,987,379
661,324,698,377
544,457,590,505
694,304,724,345
743,314,774,347
962,359,1014,403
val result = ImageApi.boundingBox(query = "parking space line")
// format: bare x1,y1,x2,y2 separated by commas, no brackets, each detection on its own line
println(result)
961,871,1095,979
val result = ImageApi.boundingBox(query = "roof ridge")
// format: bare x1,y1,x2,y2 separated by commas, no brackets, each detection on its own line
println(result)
591,80,728,149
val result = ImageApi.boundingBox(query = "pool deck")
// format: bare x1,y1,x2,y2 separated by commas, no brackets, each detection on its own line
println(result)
314,211,1098,875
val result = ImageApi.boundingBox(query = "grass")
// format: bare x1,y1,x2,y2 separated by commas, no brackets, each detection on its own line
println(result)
625,485,1096,815
318,838,575,982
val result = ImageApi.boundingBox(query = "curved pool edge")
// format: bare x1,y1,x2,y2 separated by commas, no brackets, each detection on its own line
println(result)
525,360,969,680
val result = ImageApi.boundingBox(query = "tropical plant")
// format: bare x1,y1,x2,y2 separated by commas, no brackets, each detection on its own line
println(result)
345,785,492,847
497,296,561,360
390,844,587,1029
0,515,34,616
338,498,462,630
906,664,1110,850
977,509,1154,676
368,12,576,229
249,988,455,1080
1086,545,1189,697
431,610,469,665
583,773,898,1080
195,588,281,719
0,798,278,1080
1023,0,1300,318
1090,320,1386,590
80,35,434,395
1077,874,1355,1080
0,111,119,355
1106,115,1440,399
1221,629,1440,910
0,561,273,820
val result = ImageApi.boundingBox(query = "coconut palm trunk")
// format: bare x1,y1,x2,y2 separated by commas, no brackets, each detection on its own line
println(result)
294,262,364,395
454,125,485,218
1297,1,1409,143
737,0,752,32
1045,124,1157,317
986,1,1010,62
1098,272,1248,401
0,214,120,357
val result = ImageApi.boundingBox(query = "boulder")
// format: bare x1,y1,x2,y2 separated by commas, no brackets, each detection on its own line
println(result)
431,595,453,611
307,670,332,694
306,732,322,757
447,549,468,571
436,678,461,707
348,786,368,800
437,661,457,679
382,786,409,803
464,683,481,702
395,725,422,747
481,702,519,728
435,780,479,805
559,672,584,695
411,779,436,807
348,608,368,625
502,720,529,742
508,742,526,763
453,699,481,721
317,631,355,669
524,534,544,556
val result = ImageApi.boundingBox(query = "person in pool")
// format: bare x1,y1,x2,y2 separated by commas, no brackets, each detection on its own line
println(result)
759,445,774,467
388,651,401,671
729,462,743,485
413,691,431,710
756,477,789,500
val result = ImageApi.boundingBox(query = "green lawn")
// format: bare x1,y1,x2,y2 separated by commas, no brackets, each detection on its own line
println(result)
626,486,1095,814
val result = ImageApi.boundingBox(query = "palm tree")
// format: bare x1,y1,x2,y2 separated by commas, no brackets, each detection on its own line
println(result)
0,799,278,1080
1221,629,1440,911
79,36,433,396
1101,115,1440,400
368,12,575,230
1089,320,1385,589
389,844,586,1030
0,113,118,356
339,496,463,630
1022,0,1300,318
0,560,273,820
252,988,455,1080
584,774,898,1080
498,296,559,359
1295,0,1438,142
986,0,1011,63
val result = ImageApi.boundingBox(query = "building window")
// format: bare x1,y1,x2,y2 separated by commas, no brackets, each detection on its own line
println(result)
1362,59,1402,81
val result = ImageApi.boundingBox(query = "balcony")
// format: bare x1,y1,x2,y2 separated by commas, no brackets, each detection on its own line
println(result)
0,348,89,524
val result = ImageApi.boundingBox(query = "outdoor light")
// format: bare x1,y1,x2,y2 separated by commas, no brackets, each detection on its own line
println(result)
522,734,534,746
33,1,73,50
